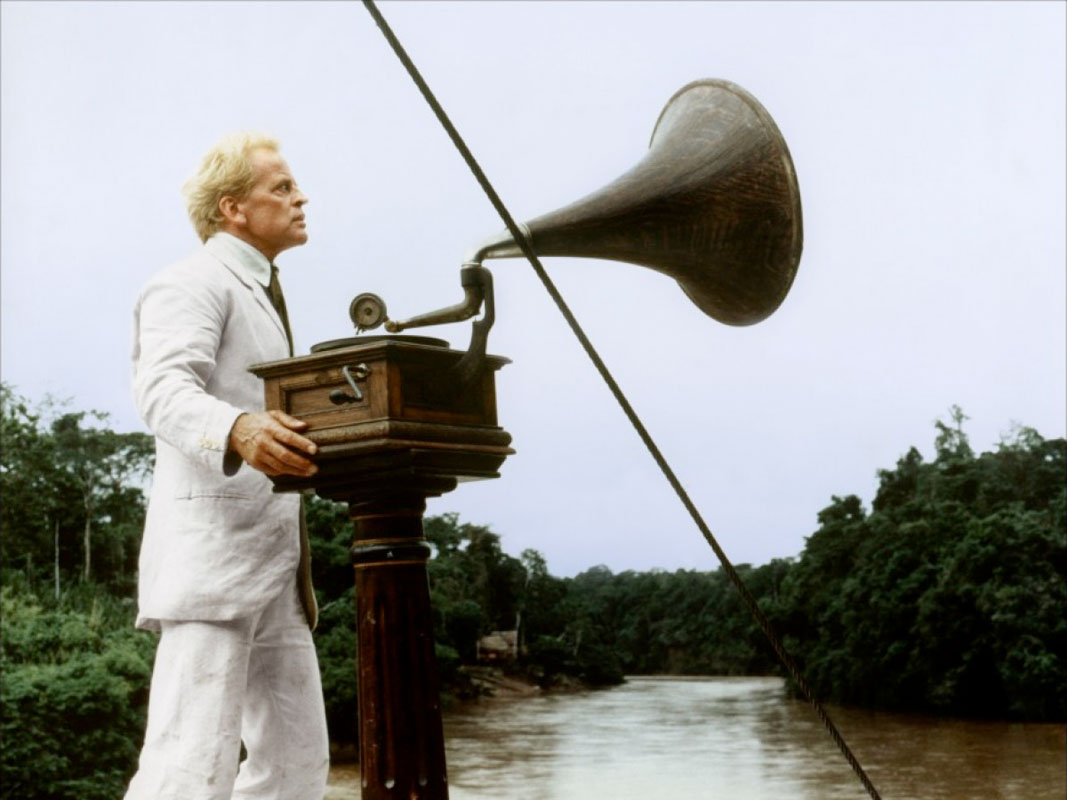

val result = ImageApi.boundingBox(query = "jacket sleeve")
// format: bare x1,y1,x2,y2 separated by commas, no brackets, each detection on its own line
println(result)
132,271,245,474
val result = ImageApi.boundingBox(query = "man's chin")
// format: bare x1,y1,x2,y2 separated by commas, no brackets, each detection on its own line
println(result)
274,236,308,258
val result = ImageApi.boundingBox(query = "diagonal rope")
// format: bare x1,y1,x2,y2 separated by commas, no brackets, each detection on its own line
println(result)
361,2,883,798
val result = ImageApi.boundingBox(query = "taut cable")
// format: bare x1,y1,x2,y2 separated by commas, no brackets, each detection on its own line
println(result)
360,3,882,797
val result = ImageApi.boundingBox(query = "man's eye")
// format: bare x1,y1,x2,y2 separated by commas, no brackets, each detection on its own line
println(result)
276,183,290,192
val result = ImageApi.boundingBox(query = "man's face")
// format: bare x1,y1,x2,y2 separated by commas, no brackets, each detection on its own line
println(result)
226,148,308,261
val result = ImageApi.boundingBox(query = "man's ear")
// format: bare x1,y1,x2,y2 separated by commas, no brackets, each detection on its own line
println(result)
219,195,245,227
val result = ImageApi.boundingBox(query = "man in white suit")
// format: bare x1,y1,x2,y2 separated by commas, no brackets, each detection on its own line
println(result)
125,133,330,800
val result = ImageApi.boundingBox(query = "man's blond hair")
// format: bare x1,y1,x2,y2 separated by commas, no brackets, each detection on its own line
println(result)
182,132,280,242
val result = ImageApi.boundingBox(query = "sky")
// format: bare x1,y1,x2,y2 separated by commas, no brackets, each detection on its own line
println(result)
2,1,1064,578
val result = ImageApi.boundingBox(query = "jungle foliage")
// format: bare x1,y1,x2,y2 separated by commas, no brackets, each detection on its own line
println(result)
770,407,1066,719
1,388,1063,798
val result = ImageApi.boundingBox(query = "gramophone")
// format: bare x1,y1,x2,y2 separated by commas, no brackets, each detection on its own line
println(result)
250,78,801,800
352,79,801,373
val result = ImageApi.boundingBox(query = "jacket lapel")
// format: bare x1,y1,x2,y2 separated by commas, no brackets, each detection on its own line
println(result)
206,247,289,346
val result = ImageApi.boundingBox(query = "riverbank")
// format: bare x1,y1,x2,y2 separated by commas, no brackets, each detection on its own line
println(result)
457,664,590,699
457,664,542,699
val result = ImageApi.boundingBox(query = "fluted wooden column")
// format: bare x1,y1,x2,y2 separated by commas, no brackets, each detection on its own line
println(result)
350,495,447,800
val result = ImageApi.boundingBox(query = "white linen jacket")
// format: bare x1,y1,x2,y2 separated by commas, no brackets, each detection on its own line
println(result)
132,236,313,630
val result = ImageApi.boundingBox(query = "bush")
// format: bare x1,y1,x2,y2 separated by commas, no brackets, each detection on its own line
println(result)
313,586,359,745
0,586,155,800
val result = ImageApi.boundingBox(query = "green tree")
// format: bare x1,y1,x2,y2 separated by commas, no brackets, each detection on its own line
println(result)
934,403,974,461
914,504,1066,718
1,387,153,594
1,386,63,591
776,409,1066,719
48,410,154,584
518,548,568,648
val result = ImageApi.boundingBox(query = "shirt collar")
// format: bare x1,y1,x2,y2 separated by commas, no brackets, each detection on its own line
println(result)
205,231,273,287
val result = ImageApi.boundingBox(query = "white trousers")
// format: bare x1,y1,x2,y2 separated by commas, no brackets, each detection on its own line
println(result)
124,578,330,800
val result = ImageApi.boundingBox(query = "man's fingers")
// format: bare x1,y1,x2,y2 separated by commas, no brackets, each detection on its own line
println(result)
258,459,282,477
266,438,317,475
269,424,318,456
252,442,316,477
269,409,309,431
266,415,317,456
229,410,318,476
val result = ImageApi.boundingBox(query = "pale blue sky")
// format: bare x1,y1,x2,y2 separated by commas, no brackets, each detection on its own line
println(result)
2,1,1064,575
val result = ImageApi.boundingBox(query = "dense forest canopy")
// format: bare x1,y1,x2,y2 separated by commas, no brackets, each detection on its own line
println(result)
1,387,1064,799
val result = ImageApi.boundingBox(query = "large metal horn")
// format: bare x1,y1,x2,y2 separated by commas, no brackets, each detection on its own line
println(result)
382,78,803,354
467,78,802,326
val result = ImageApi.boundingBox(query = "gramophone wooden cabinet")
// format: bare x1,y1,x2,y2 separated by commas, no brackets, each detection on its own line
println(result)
250,337,512,800
253,337,511,497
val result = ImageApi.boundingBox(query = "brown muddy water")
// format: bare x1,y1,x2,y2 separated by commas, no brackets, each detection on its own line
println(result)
326,676,1065,799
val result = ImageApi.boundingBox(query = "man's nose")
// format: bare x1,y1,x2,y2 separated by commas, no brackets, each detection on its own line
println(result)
294,190,309,206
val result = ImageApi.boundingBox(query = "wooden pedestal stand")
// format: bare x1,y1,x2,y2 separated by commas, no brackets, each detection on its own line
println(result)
251,337,512,800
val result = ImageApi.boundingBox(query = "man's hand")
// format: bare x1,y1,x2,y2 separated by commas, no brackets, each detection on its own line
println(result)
228,410,318,477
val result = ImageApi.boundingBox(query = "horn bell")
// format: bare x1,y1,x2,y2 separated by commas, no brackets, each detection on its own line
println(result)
475,79,803,326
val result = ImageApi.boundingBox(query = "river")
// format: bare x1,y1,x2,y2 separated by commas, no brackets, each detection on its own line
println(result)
326,676,1065,799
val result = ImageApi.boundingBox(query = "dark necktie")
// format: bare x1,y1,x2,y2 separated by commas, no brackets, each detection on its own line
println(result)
267,265,294,357
267,266,316,627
